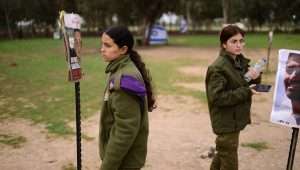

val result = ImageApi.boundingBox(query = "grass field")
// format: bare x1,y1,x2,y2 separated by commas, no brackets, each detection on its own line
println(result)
0,39,105,134
0,33,299,135
169,33,300,49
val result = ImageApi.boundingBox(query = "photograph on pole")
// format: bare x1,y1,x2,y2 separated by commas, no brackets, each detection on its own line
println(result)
271,49,300,128
59,11,83,82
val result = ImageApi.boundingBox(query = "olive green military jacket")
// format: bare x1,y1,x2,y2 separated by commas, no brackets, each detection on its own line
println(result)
205,50,260,134
99,55,149,170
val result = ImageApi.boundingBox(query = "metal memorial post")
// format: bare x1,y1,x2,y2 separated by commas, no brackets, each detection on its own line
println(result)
287,127,299,170
266,30,273,72
59,11,83,170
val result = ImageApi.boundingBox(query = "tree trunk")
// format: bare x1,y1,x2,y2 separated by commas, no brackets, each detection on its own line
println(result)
222,0,230,24
186,1,192,27
4,9,13,39
141,18,152,46
145,22,154,46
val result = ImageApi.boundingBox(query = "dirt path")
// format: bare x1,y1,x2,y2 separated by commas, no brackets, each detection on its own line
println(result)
0,95,211,170
1,94,299,170
0,118,75,170
1,47,300,170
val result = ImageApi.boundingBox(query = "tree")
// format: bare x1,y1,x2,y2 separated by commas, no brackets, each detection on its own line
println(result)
131,0,180,45
271,0,300,31
78,0,114,33
222,0,230,24
180,0,222,29
236,0,273,31
2,0,300,38
0,0,22,39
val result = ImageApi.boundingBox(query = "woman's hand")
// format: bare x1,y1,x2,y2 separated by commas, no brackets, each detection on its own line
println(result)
246,67,260,80
249,84,261,95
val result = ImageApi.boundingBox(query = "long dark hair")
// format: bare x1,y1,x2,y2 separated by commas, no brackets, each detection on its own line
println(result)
104,26,156,111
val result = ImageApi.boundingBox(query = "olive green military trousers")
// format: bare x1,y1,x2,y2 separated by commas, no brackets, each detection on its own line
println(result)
210,131,240,170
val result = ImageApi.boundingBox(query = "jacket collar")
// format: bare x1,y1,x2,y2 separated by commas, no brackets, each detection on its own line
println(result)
105,55,130,73
219,49,250,69
219,49,251,85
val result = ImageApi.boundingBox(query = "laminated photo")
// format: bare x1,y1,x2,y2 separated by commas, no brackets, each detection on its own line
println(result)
271,49,300,128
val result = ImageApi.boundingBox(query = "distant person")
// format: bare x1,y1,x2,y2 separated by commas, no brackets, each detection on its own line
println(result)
99,26,156,170
284,52,300,115
205,25,261,170
179,16,188,33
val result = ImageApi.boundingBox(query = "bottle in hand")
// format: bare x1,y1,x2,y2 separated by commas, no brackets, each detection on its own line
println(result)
244,58,267,82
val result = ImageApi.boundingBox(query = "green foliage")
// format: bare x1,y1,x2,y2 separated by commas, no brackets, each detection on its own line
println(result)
1,0,300,40
0,133,27,148
46,121,74,135
188,0,222,22
62,163,76,170
241,141,269,151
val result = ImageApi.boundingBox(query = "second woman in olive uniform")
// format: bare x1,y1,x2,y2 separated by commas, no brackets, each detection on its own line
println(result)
99,26,155,170
205,25,261,170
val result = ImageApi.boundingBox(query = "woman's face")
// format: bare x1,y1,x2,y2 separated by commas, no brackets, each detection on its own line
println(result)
284,55,300,100
100,33,126,62
222,33,245,56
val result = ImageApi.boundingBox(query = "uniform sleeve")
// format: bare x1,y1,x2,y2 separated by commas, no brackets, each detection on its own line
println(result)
100,90,141,170
206,67,252,107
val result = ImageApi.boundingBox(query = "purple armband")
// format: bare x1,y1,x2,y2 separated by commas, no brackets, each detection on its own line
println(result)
120,75,146,97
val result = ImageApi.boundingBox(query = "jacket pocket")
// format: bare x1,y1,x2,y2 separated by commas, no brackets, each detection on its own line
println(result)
220,107,236,130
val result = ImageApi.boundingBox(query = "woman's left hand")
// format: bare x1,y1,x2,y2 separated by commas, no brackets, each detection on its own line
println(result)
246,67,260,80
249,84,261,95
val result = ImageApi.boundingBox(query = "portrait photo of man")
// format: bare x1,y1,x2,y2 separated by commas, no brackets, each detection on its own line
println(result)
284,52,300,115
271,49,300,127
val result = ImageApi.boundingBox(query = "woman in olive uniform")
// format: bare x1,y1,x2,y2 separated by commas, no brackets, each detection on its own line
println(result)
205,25,261,170
99,26,155,170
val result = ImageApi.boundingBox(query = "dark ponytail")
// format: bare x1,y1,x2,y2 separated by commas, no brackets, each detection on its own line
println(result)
129,50,156,112
104,26,156,111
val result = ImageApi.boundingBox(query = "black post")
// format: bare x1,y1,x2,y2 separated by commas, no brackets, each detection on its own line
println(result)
286,127,299,170
75,81,82,170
